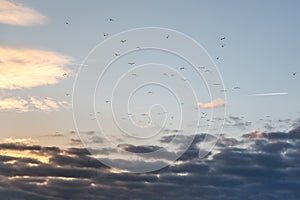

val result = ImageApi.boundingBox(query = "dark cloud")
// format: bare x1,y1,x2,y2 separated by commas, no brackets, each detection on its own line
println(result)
0,125,300,199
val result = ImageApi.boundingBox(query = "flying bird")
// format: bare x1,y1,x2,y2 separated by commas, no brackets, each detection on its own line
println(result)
216,56,220,60
65,93,70,96
292,72,297,76
115,53,120,56
105,100,110,103
103,33,109,37
220,37,226,40
128,62,135,65
166,35,169,39
109,18,114,21
221,44,226,48
120,39,127,43
131,73,137,76
179,67,185,70
233,86,241,89
65,22,69,25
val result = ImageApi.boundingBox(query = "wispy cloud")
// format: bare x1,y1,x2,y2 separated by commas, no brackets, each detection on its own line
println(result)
0,97,70,112
248,92,288,97
197,98,225,108
0,46,72,89
0,0,46,26
30,97,70,112
0,97,29,112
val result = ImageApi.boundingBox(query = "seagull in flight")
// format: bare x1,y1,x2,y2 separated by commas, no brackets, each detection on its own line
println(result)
179,67,185,70
216,56,220,60
120,40,127,43
103,33,109,37
115,53,120,56
105,100,110,103
128,62,135,65
109,18,114,21
233,86,241,89
220,37,226,40
65,22,69,25
166,35,169,39
292,72,297,76
221,44,226,48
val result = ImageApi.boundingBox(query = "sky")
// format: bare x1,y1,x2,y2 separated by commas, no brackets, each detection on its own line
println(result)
0,0,300,199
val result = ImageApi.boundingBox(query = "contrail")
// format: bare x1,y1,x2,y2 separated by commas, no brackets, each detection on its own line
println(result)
248,92,288,97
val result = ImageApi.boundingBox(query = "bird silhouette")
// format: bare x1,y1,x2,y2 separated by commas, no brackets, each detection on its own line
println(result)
292,72,297,76
115,53,120,56
220,37,226,40
109,18,114,21
166,35,169,39
120,40,127,43
103,33,109,37
128,62,135,65
179,67,185,70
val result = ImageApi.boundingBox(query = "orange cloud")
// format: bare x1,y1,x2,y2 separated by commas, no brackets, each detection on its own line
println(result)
0,46,72,89
197,98,225,108
0,0,46,26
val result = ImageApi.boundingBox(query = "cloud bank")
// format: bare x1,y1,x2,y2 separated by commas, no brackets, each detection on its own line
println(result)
0,124,300,199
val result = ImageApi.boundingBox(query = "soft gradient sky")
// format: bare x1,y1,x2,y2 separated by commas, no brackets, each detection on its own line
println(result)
1,0,300,145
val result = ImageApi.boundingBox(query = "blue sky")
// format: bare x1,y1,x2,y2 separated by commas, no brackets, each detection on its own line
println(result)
1,0,299,141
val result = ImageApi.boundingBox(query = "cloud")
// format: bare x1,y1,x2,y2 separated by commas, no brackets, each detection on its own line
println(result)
30,97,69,112
197,98,225,108
0,0,46,26
0,96,70,112
0,46,72,89
248,92,288,97
0,97,29,112
0,122,300,199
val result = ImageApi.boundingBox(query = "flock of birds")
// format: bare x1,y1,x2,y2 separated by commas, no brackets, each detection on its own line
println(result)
60,18,298,133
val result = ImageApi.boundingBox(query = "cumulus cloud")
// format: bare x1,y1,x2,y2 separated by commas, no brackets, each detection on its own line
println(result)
0,46,72,90
0,0,46,26
197,98,225,108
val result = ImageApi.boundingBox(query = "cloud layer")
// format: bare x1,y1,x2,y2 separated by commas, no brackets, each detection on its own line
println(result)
0,46,72,90
0,124,300,199
0,0,46,26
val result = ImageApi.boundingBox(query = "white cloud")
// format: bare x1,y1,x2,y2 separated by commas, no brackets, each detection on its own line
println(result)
0,97,29,112
0,46,72,89
197,98,225,108
0,0,46,26
0,96,70,112
30,97,70,112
